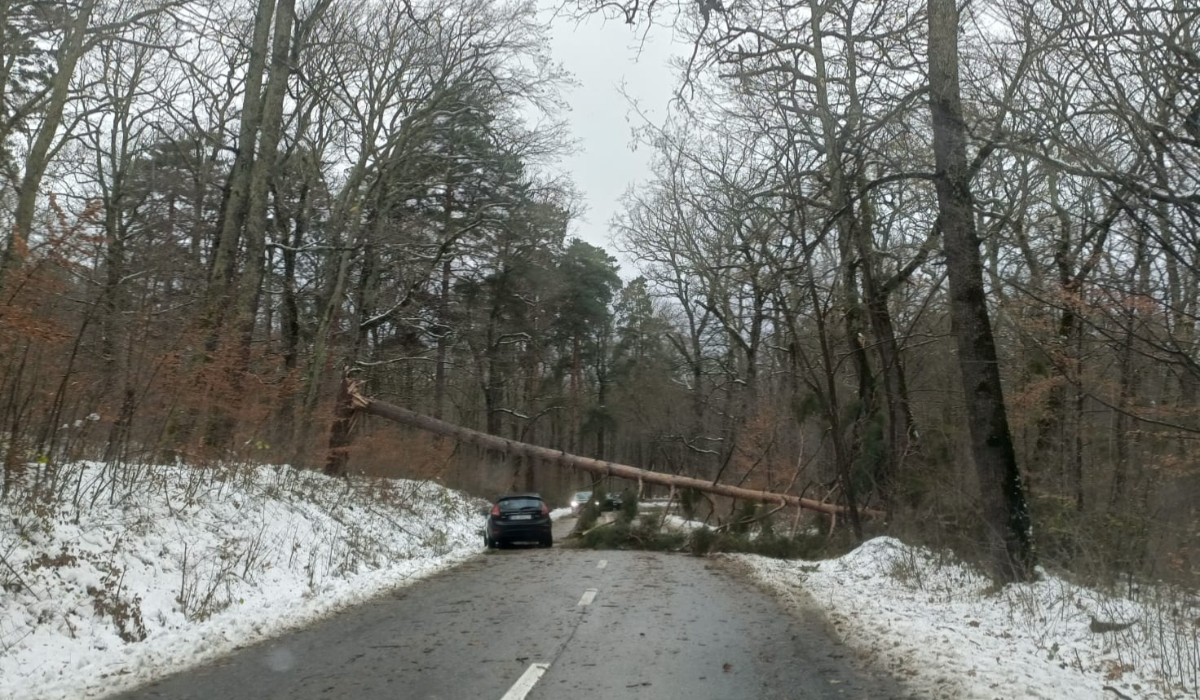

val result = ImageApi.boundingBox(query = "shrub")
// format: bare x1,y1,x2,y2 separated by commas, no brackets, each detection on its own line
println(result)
619,488,639,523
574,489,602,532
757,506,777,540
689,526,717,556
679,488,699,520
728,500,757,536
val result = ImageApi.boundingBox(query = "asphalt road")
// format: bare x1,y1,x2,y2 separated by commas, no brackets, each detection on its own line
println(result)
112,517,908,700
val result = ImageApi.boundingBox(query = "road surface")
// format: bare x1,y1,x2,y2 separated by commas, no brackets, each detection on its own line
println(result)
113,517,908,700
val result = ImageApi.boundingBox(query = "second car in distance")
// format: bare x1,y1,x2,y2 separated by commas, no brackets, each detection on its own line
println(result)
569,490,593,515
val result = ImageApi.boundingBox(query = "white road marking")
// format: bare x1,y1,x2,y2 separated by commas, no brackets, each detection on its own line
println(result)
597,559,607,570
578,588,598,606
499,663,549,700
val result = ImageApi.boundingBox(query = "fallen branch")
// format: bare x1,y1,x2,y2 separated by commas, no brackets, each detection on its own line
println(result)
579,518,616,538
345,381,883,519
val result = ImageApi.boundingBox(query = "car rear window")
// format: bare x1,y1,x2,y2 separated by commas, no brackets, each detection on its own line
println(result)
499,498,542,511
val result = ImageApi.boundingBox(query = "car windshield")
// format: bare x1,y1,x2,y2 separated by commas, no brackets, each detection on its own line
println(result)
13,5,1172,699
498,498,542,511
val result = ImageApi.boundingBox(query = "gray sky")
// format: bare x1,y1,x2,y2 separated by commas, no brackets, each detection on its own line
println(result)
542,7,685,274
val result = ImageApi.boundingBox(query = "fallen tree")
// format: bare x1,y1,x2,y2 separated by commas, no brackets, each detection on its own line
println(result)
335,379,882,519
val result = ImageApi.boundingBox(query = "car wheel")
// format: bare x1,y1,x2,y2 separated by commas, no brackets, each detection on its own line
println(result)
540,535,553,548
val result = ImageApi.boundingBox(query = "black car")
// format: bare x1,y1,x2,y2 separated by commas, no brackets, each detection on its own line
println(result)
485,494,553,549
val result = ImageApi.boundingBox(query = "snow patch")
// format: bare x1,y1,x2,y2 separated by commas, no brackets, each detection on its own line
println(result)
734,537,1196,699
0,462,485,700
661,514,709,532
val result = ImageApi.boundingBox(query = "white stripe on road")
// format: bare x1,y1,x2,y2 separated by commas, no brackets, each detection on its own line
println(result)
499,663,549,700
578,588,598,606
597,559,607,569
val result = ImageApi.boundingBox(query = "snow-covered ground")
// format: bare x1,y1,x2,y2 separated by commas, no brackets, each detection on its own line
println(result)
660,513,709,532
0,461,485,700
735,537,1199,700
549,506,572,521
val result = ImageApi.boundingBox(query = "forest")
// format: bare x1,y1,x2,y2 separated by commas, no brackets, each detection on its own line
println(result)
2,0,1199,587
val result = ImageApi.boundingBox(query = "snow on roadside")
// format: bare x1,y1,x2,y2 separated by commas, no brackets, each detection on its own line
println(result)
734,537,1195,700
549,507,573,521
661,514,709,532
0,462,485,700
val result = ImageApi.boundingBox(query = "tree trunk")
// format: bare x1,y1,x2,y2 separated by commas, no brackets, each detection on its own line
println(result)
1110,227,1147,510
344,381,883,517
928,0,1034,582
434,182,454,419
205,0,275,310
295,225,358,456
570,334,581,452
280,183,306,371
1034,165,1076,483
237,0,296,351
855,179,918,504
1,0,99,280
808,266,865,540
596,347,609,460
352,240,379,361
324,374,357,476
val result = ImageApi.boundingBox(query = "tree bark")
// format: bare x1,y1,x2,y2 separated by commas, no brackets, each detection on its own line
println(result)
928,0,1034,581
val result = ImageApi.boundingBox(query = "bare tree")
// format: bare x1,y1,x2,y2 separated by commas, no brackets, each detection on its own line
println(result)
928,0,1033,581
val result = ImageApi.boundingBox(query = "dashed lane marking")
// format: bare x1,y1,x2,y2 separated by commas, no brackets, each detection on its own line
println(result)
578,588,598,606
499,663,549,700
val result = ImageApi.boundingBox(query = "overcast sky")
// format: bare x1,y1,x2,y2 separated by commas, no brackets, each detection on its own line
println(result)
541,7,686,275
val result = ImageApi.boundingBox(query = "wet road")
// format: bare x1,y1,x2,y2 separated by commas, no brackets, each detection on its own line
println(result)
113,518,908,700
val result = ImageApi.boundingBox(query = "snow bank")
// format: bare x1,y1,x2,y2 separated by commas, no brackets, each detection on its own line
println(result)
0,462,485,700
549,507,573,521
735,537,1197,700
661,514,709,532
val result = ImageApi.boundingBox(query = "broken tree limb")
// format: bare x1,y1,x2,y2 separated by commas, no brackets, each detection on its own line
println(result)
345,382,882,518
324,374,361,476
